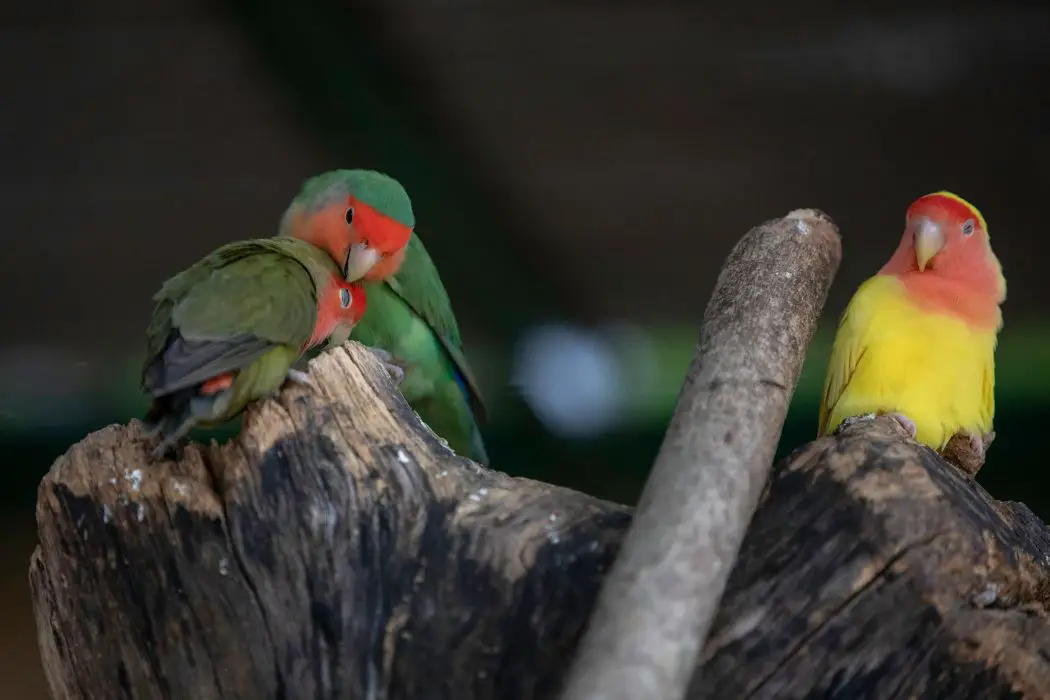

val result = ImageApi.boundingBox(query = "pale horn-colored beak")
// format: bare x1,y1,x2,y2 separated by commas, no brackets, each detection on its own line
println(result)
342,243,381,282
913,218,945,271
327,323,354,349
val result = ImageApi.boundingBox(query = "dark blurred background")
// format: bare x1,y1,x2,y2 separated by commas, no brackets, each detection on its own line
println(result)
3,0,1049,695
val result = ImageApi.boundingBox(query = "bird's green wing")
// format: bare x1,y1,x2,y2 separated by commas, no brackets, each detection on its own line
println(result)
384,233,487,422
142,239,321,397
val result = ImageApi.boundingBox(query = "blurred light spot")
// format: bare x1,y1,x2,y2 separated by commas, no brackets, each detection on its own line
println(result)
512,324,626,438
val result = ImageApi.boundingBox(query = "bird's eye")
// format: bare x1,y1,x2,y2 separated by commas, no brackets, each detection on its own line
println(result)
339,288,352,308
961,219,975,236
345,207,355,225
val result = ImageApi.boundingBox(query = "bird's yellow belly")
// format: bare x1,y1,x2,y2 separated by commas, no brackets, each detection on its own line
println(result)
827,308,995,450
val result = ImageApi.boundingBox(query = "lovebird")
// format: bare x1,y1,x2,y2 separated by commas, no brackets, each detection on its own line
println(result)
350,233,490,464
279,168,415,283
281,174,489,464
818,191,1006,459
142,238,368,458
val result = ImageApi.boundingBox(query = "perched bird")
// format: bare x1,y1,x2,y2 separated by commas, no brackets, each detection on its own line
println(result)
142,238,368,458
350,233,490,464
818,191,1006,458
280,170,489,463
279,169,415,282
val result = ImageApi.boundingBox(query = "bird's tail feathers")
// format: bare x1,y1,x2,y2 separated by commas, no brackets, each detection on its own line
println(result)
144,379,234,459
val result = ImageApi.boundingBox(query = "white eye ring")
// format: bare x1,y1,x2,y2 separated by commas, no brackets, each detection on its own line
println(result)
339,288,352,308
961,219,975,236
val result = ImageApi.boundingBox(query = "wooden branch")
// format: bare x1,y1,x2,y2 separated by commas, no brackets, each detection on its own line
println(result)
559,209,842,700
30,342,632,700
691,415,1050,699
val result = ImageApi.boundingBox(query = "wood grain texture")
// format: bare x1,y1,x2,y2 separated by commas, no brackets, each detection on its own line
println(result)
558,209,842,700
691,415,1050,699
30,342,631,700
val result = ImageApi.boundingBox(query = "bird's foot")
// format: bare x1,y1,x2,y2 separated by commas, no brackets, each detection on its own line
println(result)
151,440,183,461
284,368,314,388
149,425,191,461
839,412,878,431
142,414,182,460
366,346,405,386
941,429,994,478
970,430,995,457
883,412,918,439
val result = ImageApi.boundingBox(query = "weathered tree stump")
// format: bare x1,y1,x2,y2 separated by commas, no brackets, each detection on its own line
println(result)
693,415,1050,699
29,208,1050,700
31,341,633,700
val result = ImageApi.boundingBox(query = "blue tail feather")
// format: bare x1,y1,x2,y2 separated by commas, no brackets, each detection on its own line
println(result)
454,368,489,464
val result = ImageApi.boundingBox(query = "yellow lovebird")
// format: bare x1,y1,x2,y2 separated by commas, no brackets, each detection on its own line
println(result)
818,191,1007,457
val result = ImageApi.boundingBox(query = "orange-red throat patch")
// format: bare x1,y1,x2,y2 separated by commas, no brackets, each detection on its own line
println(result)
349,198,413,255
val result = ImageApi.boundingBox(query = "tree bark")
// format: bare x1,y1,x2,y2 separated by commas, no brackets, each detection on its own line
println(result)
691,415,1050,699
559,208,841,700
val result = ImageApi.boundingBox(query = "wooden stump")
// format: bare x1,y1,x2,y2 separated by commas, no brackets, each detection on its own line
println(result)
693,416,1050,699
31,342,632,700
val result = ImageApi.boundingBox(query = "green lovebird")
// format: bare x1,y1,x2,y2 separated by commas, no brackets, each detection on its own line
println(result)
350,233,490,464
280,170,489,464
142,238,368,459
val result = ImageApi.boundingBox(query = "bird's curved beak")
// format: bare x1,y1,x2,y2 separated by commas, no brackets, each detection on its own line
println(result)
342,242,381,282
913,218,945,271
327,324,354,349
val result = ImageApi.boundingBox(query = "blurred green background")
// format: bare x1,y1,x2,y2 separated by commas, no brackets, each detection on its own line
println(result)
3,1,1049,696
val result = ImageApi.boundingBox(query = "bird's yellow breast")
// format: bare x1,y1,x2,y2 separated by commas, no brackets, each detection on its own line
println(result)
820,275,997,449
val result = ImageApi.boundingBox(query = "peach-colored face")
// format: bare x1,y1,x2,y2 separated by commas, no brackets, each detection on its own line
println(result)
880,192,1004,329
286,197,413,282
340,197,413,282
336,280,368,325
903,193,988,273
308,281,368,350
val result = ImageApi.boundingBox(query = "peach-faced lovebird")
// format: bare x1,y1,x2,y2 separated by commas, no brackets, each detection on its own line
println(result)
280,171,488,463
279,169,415,283
351,232,490,464
818,191,1006,459
142,238,368,458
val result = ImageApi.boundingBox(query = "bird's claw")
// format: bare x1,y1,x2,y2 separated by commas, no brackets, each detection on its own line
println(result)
959,429,995,461
968,432,985,457
149,432,187,462
366,346,405,386
836,411,917,440
884,412,918,439
839,412,878,431
284,368,314,388
941,429,994,478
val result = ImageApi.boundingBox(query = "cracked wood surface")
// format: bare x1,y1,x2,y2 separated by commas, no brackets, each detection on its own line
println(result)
691,415,1050,699
30,341,631,700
